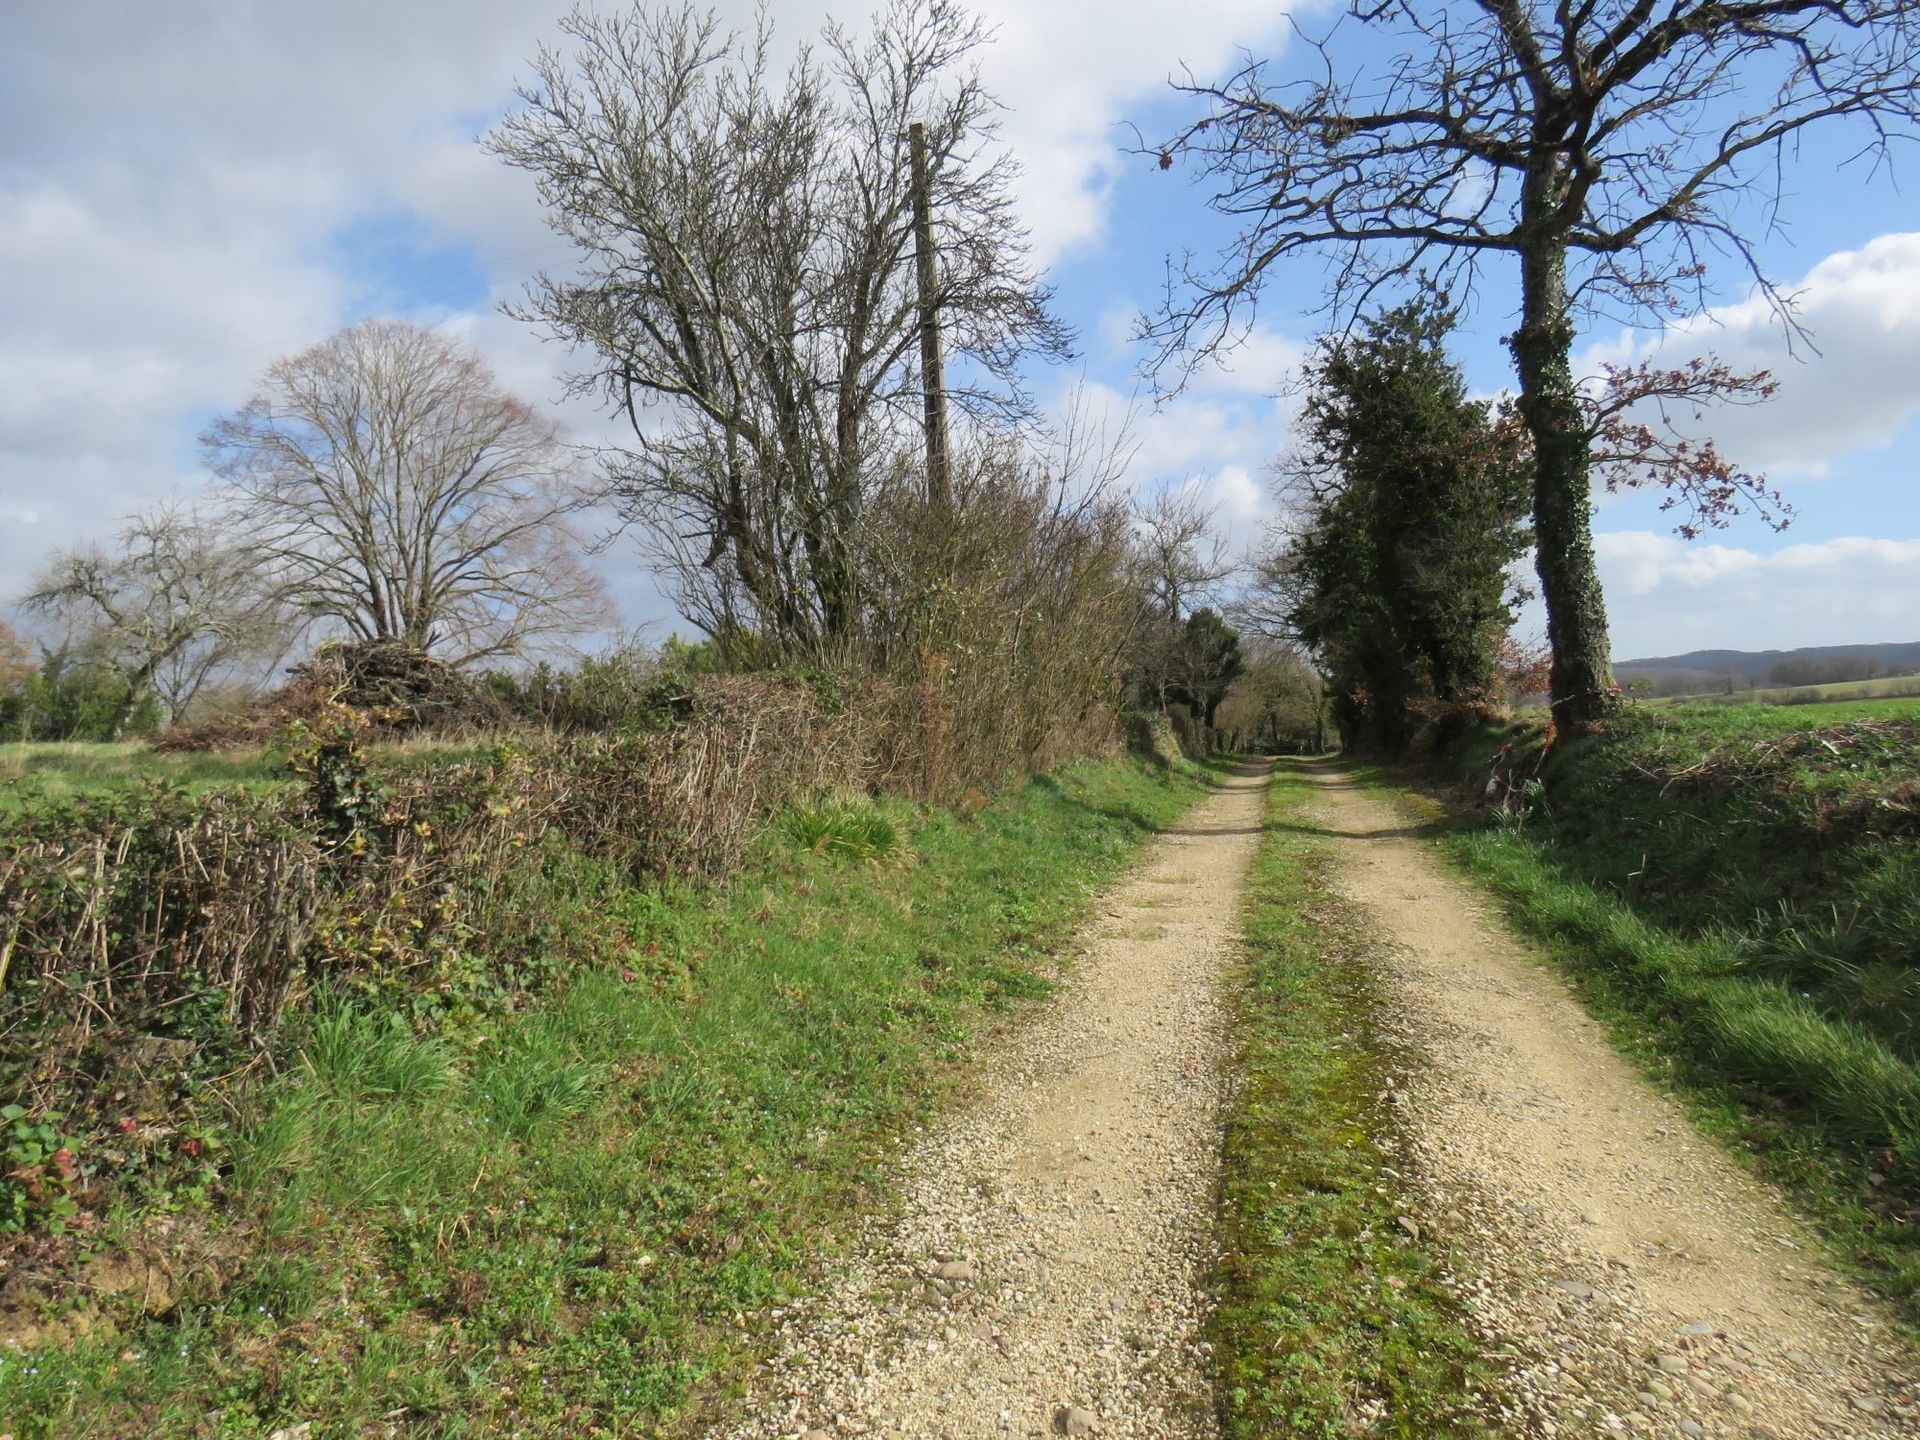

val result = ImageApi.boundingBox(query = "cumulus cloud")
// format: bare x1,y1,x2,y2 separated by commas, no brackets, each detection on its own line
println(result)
0,0,1299,629
1049,315,1305,549
1589,532,1920,657
1581,232,1920,482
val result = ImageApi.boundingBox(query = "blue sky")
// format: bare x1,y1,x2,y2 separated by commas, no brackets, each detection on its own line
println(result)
4,1,1918,662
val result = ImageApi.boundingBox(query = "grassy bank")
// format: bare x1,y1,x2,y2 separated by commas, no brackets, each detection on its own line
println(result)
0,755,1210,1438
1212,763,1493,1439
1404,702,1920,1322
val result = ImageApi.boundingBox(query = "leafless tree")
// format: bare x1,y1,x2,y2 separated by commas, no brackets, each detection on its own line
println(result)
23,502,289,732
1132,488,1232,624
1151,1,1920,728
489,0,1070,661
1228,532,1307,650
1125,488,1235,711
856,413,1148,790
1214,634,1326,752
203,318,608,666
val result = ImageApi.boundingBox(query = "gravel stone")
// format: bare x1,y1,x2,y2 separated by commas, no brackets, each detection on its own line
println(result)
1305,768,1920,1440
712,765,1271,1440
1054,1404,1097,1435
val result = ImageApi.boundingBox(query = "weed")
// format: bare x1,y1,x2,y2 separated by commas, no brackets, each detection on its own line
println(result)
781,797,900,862
302,1002,456,1100
1,1104,81,1234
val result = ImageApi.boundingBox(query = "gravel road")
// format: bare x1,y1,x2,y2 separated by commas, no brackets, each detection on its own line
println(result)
716,761,1272,1440
1305,762,1920,1439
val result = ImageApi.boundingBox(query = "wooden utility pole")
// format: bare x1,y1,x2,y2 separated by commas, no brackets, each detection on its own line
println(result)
908,121,952,512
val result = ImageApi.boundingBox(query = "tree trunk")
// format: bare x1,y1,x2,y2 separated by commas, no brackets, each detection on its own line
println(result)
1511,235,1615,731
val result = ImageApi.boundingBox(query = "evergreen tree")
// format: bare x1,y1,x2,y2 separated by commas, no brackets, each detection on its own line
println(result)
1280,297,1529,748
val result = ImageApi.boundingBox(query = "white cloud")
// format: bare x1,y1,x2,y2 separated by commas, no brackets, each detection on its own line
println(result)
0,0,1299,628
1588,531,1920,657
1581,232,1920,482
1047,316,1305,551
969,0,1295,261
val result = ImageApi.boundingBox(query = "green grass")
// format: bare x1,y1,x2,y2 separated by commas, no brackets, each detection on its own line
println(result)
1392,701,1920,1328
0,743,289,810
779,796,901,862
1465,704,1920,1063
1212,762,1494,1439
0,754,1213,1439
1647,678,1920,711
0,738,493,814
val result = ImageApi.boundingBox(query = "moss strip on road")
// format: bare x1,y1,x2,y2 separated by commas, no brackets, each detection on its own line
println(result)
1212,761,1495,1440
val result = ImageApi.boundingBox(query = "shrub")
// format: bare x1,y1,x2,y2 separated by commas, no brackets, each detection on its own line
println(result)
0,672,871,1212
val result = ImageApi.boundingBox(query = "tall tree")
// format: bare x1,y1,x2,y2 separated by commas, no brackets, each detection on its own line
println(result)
23,502,286,733
1132,489,1232,625
1165,607,1245,729
489,0,1068,660
203,319,606,665
1265,298,1530,748
1152,1,1920,728
1127,489,1232,711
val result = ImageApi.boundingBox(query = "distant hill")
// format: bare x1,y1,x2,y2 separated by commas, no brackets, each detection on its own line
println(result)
1616,640,1920,693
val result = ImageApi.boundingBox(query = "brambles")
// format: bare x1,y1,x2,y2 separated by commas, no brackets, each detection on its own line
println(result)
0,754,1210,1432
0,672,871,1243
1,1105,80,1235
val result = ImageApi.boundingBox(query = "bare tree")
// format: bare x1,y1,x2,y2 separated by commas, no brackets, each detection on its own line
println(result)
1230,526,1308,649
1152,1,1920,728
1215,634,1327,752
203,319,608,665
1125,488,1234,711
1133,489,1232,623
23,502,288,733
488,0,1070,661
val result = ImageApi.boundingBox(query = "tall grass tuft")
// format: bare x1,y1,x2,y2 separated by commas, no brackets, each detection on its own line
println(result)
781,797,900,862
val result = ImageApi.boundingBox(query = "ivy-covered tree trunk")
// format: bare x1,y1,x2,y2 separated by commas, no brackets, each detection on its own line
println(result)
1512,234,1616,731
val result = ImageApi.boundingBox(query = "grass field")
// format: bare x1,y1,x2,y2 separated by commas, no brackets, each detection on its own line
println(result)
0,738,492,813
0,743,288,808
0,755,1213,1438
1645,675,1920,710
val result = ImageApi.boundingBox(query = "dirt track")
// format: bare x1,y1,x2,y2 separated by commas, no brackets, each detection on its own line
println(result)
1304,761,1920,1438
719,762,1271,1440
717,757,1920,1439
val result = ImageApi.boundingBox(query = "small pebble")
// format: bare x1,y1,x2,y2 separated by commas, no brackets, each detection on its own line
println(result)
1056,1404,1097,1436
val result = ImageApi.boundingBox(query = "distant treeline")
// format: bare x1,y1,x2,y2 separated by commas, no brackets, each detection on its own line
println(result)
1625,656,1920,698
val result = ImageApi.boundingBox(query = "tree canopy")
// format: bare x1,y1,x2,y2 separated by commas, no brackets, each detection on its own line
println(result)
1155,0,1920,727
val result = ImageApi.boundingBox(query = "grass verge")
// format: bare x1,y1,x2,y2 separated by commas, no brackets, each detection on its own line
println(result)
1212,762,1494,1439
0,755,1212,1439
0,738,493,814
1426,806,1920,1331
1372,704,1920,1330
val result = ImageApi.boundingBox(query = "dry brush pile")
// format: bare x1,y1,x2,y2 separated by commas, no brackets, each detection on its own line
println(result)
0,673,869,1209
